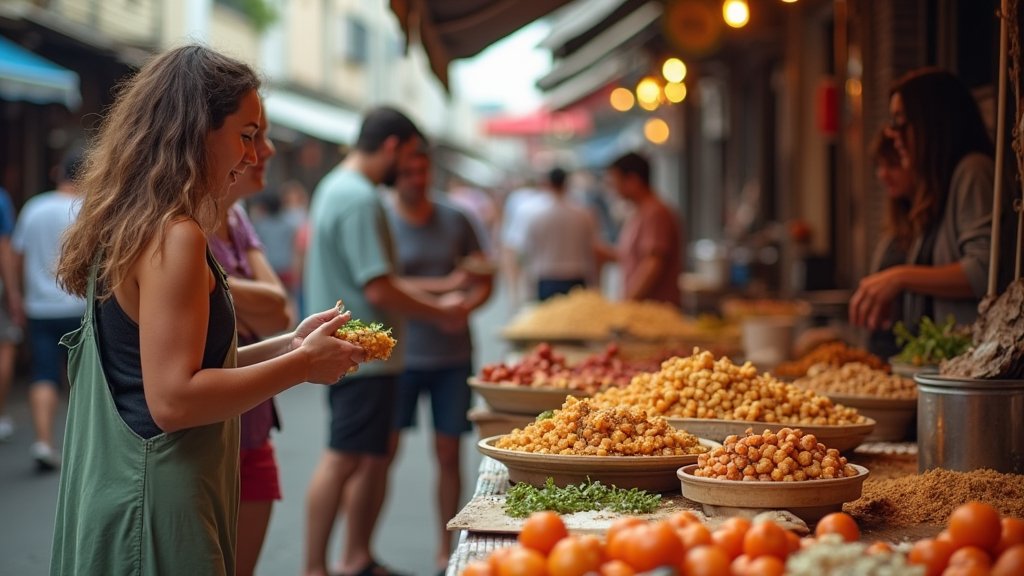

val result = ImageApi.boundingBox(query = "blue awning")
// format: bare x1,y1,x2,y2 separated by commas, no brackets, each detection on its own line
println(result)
0,35,81,109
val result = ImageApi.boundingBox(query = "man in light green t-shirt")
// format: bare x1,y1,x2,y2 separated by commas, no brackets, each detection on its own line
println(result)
303,107,468,576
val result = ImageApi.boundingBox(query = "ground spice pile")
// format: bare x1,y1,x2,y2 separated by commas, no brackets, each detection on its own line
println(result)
845,468,1024,527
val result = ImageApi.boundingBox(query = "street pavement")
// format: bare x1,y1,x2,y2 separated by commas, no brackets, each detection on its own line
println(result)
0,285,513,576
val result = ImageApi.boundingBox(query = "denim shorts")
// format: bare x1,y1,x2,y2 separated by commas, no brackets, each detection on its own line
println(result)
29,316,82,385
393,364,473,437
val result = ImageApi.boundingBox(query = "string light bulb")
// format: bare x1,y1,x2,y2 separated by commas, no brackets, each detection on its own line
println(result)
723,0,750,28
662,58,687,83
610,87,635,111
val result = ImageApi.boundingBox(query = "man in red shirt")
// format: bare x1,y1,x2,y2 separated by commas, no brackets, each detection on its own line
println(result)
606,152,683,306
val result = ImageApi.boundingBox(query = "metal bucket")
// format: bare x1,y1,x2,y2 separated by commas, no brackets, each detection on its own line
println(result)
915,374,1024,474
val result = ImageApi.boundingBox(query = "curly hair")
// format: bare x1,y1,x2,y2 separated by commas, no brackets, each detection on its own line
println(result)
57,45,260,299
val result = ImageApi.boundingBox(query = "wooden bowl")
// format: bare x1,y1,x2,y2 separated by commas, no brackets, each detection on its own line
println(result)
824,394,916,442
889,358,940,378
468,378,589,415
665,417,877,453
677,464,870,523
477,435,720,493
467,407,538,438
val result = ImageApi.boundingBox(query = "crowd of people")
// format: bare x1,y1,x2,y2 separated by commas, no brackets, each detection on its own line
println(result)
0,43,1010,576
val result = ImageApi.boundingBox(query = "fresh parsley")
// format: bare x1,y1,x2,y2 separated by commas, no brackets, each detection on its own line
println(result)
504,478,661,518
893,316,971,366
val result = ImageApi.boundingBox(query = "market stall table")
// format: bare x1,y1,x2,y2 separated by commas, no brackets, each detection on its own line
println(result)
444,442,944,576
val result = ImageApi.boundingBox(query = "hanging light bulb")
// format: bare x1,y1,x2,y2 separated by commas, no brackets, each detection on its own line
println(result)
644,118,670,144
636,77,662,106
610,87,635,111
664,82,688,103
723,0,750,28
662,58,687,83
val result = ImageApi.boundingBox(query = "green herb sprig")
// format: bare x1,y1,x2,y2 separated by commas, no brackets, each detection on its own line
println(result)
336,319,393,335
504,478,661,518
893,315,971,366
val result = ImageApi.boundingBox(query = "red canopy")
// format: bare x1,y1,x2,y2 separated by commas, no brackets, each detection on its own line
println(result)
483,107,592,137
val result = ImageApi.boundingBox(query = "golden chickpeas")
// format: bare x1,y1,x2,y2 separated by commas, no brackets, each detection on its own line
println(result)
591,349,864,426
694,427,857,481
795,362,917,399
495,396,708,456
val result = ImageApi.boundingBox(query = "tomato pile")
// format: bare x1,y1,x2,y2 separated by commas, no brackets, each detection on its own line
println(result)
461,510,807,576
479,344,657,393
459,502,1024,576
906,501,1024,576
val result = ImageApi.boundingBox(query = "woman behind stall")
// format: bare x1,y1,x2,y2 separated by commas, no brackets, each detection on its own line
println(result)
210,109,293,575
851,68,1012,331
51,45,363,575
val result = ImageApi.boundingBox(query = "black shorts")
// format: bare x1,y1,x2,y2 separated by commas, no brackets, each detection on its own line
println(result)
328,374,397,455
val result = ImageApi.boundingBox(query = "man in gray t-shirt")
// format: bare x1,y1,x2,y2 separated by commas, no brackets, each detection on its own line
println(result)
386,149,492,572
303,108,468,576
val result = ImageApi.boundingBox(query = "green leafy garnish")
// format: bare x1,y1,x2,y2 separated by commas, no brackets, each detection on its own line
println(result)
893,315,971,366
504,477,661,518
536,410,555,421
336,319,393,335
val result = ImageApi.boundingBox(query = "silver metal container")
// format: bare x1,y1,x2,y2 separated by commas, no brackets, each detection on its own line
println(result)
915,373,1024,474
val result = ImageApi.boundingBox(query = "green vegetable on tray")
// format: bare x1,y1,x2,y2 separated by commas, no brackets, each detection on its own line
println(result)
893,315,971,366
504,477,661,518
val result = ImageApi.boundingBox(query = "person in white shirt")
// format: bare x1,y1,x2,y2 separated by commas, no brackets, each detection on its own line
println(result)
12,149,86,470
517,167,604,300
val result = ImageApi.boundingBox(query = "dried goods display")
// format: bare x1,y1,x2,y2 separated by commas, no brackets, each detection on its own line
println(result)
478,343,658,393
893,315,972,367
773,341,888,379
846,468,1024,527
693,428,858,481
593,348,865,426
720,297,812,318
795,362,917,399
942,279,1024,379
500,288,738,342
494,396,707,457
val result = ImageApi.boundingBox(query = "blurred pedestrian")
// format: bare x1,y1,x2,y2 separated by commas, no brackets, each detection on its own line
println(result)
850,68,1015,330
606,152,683,306
386,148,492,574
12,148,86,469
51,45,363,575
251,188,302,289
498,178,547,308
517,167,602,300
0,185,23,441
303,107,468,576
210,108,294,576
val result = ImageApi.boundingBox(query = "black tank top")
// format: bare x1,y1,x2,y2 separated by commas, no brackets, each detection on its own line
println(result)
96,250,235,439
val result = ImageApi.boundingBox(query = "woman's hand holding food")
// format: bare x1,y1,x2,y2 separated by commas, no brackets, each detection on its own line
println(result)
292,308,365,383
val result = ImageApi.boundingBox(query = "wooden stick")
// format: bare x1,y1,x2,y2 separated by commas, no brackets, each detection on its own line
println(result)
991,0,1010,296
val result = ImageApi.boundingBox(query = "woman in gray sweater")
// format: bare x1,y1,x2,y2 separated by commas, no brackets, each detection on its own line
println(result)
850,68,1013,330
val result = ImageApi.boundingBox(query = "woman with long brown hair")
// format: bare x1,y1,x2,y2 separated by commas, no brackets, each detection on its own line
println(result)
51,45,363,575
850,68,1011,330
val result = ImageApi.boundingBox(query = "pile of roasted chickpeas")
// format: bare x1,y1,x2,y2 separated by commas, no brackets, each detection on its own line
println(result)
796,362,917,399
495,396,708,457
694,427,858,481
593,349,865,426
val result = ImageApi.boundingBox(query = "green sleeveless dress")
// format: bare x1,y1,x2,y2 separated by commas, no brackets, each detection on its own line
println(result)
51,258,239,575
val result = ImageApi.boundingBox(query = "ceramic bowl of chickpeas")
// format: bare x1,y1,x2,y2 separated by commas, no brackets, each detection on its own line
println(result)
592,349,876,452
677,427,869,522
793,362,917,442
478,397,718,492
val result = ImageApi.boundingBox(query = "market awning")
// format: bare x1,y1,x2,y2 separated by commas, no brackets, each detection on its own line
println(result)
389,0,574,89
0,34,80,109
262,88,360,145
483,107,592,138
